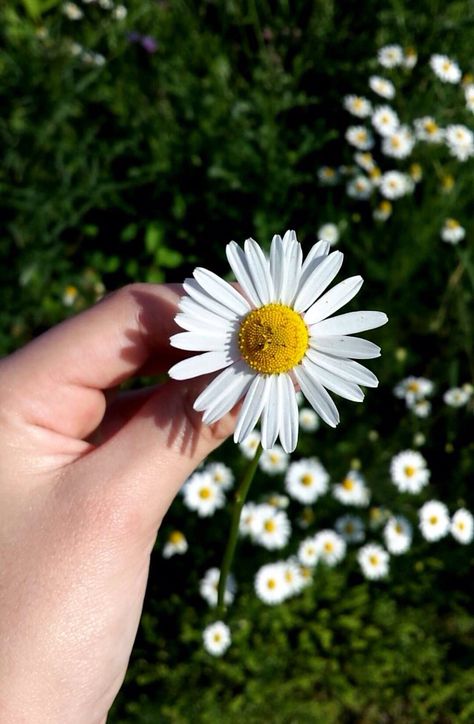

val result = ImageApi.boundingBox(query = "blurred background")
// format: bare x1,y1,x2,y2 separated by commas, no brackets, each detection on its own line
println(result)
1,1,473,721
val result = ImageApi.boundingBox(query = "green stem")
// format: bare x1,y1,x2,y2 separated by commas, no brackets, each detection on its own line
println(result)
217,443,263,615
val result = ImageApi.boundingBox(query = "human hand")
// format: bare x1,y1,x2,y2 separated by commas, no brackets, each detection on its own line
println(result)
0,284,236,723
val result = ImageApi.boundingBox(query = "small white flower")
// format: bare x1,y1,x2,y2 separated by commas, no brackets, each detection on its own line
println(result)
200,567,236,607
259,445,289,475
333,470,370,507
314,529,346,566
369,75,396,99
409,399,431,418
346,126,374,150
465,84,474,112
318,166,339,185
112,4,127,20
403,47,418,69
239,502,259,536
346,175,373,199
443,386,471,407
251,504,291,550
430,54,462,84
205,461,234,491
380,170,413,199
394,376,434,404
62,285,79,306
445,125,474,161
285,458,329,504
371,105,400,136
265,493,290,509
390,450,430,494
162,530,188,558
255,562,289,604
239,431,261,459
335,514,365,543
373,200,392,222
419,500,450,541
183,472,225,516
299,407,319,432
203,621,231,656
354,152,376,172
62,2,83,19
282,558,306,596
414,116,444,143
298,536,319,567
343,95,373,118
450,509,474,544
441,219,466,245
318,223,340,246
383,516,412,555
358,543,390,579
381,126,415,159
378,44,404,68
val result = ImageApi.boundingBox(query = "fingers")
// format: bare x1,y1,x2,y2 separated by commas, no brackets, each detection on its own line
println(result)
0,284,184,440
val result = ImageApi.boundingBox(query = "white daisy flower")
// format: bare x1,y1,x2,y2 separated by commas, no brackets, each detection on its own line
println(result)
183,472,225,517
169,231,387,453
371,105,400,136
346,175,373,199
62,2,83,20
112,4,127,20
333,469,370,507
390,450,430,494
358,543,390,579
373,200,392,222
299,407,320,432
430,54,462,84
239,502,259,536
282,558,306,596
381,126,415,159
369,75,396,99
345,126,374,150
403,47,418,69
409,163,423,183
297,536,319,567
162,530,188,558
202,621,231,657
239,430,261,459
443,386,471,407
259,445,289,475
441,219,466,245
318,223,339,246
318,166,339,185
419,500,450,542
450,509,474,544
284,458,329,504
394,376,434,404
380,170,413,199
383,516,412,555
465,84,474,112
255,562,289,604
314,529,347,566
200,567,236,607
378,44,403,68
445,124,474,161
414,116,444,143
408,399,432,418
251,504,291,550
354,152,376,172
205,461,234,491
335,514,365,543
343,95,373,118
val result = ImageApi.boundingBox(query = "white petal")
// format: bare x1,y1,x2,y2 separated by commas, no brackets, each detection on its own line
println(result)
168,350,234,380
278,374,299,453
293,365,340,427
175,311,230,334
234,375,269,443
306,349,379,387
304,276,363,325
270,235,285,300
303,357,365,402
170,331,230,351
310,335,381,359
183,279,238,321
298,240,331,289
310,311,388,336
243,238,274,304
226,241,262,307
193,268,251,315
194,361,254,424
293,251,344,313
261,375,280,449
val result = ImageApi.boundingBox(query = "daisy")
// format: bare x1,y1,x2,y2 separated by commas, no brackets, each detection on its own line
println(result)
394,376,434,404
343,95,373,118
409,399,431,418
162,530,188,558
369,75,395,99
183,472,225,517
371,105,400,136
465,84,474,112
251,505,291,550
62,285,79,307
450,509,474,544
335,514,365,543
373,200,392,222
314,529,346,566
239,430,261,459
265,492,290,509
390,450,430,494
298,536,319,567
259,445,289,475
346,175,373,199
317,223,339,246
354,151,376,172
284,458,329,504
200,567,236,607
282,558,306,596
202,621,231,657
239,502,259,536
205,461,234,491
430,54,462,84
443,386,471,407
419,500,450,542
445,124,474,161
345,126,374,150
379,170,412,199
409,163,423,183
255,562,289,604
318,166,339,185
378,44,403,68
383,516,412,555
62,2,83,20
169,231,387,453
414,116,444,143
333,469,370,506
441,219,465,245
381,126,415,159
358,543,390,579
299,407,319,432
403,47,418,69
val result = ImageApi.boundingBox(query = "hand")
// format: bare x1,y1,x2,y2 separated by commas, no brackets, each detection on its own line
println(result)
0,284,236,723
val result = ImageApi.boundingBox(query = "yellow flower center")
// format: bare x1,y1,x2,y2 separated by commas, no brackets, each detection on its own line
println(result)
404,466,415,477
458,522,465,530
199,487,211,499
238,303,309,374
324,541,334,553
169,531,184,544
395,524,403,534
345,523,354,533
369,555,379,566
213,633,222,642
379,201,391,213
353,98,363,109
429,515,438,525
342,478,354,490
407,382,420,392
300,474,313,486
267,578,276,589
264,519,276,533
425,120,438,134
446,218,460,229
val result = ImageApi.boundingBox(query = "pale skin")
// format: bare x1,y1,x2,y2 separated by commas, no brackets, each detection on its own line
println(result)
0,284,237,723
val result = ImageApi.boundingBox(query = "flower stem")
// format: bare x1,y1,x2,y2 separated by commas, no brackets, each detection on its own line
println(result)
217,442,263,614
